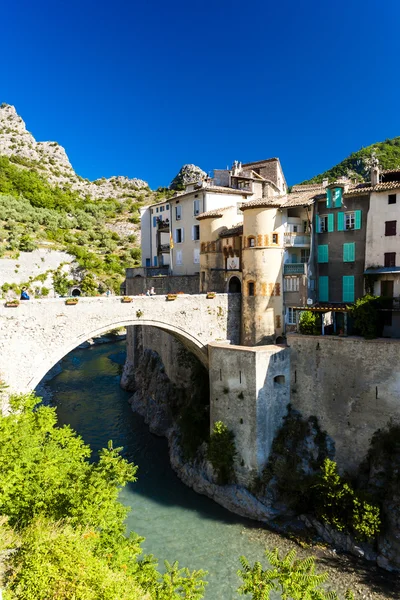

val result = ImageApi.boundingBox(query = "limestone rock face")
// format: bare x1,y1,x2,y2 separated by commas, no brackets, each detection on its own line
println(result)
170,164,207,190
0,103,148,199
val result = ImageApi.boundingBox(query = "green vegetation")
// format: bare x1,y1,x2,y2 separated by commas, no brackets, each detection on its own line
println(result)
315,459,381,541
298,310,321,335
238,548,354,600
207,421,236,484
347,294,391,339
0,393,207,599
0,155,158,294
302,136,400,184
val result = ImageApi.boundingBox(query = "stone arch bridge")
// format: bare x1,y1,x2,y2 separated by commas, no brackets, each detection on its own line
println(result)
0,294,240,401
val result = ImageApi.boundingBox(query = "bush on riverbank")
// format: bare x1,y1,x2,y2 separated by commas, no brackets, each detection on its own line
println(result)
0,393,207,599
207,421,236,485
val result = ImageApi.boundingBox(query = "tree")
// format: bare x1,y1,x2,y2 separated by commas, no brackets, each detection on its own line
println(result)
237,548,354,600
207,421,236,484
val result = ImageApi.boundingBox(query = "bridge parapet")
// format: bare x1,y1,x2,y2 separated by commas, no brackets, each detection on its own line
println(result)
0,294,240,404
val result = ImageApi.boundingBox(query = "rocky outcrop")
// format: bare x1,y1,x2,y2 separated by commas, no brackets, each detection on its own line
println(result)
0,104,148,200
170,164,207,190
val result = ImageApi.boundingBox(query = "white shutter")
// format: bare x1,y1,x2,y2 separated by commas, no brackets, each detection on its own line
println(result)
191,226,194,240
194,248,200,264
176,250,182,265
181,227,184,242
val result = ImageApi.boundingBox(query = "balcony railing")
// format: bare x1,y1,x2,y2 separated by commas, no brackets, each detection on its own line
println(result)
284,263,307,275
158,243,170,253
284,233,310,247
157,219,170,231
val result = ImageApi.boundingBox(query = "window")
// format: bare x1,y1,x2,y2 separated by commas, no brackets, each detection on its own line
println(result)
193,199,200,215
284,278,299,292
317,244,329,263
343,275,355,303
338,210,361,231
192,225,200,241
326,189,332,208
176,250,182,265
248,236,255,247
153,216,157,227
318,276,329,302
175,228,183,243
145,258,151,267
388,194,397,205
248,281,255,296
301,249,310,263
153,256,158,266
384,252,396,267
160,206,164,212
286,307,297,325
193,248,200,264
175,205,182,220
333,187,342,208
292,225,298,233
345,212,355,230
343,242,355,262
156,208,159,213
303,220,309,233
385,220,397,236
272,233,278,244
319,215,328,233
166,204,169,210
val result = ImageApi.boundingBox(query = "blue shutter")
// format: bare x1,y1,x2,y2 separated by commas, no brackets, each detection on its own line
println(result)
153,216,157,227
337,212,344,231
343,242,355,262
315,214,320,233
326,188,332,208
327,213,334,232
153,256,158,266
354,210,362,230
334,188,342,208
319,276,329,302
343,276,355,302
318,244,329,263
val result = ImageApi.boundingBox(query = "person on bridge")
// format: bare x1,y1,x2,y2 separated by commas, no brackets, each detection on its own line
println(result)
20,287,30,300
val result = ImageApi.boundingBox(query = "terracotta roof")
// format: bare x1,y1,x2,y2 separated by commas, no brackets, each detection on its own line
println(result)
220,224,243,237
240,197,285,210
381,169,400,174
281,192,318,207
291,183,325,192
196,206,236,220
344,181,400,196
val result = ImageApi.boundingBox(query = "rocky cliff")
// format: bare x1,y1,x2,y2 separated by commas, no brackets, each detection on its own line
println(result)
0,103,148,200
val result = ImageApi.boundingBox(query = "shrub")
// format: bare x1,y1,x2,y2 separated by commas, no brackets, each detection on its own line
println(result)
207,421,236,484
347,294,385,339
315,459,381,540
298,310,320,335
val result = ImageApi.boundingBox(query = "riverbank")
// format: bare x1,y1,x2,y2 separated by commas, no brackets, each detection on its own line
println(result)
39,342,399,598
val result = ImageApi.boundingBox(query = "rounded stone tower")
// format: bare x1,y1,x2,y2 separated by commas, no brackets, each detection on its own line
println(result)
240,200,284,345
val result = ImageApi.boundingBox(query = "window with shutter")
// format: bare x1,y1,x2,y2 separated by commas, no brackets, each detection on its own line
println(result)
193,248,200,264
343,276,355,302
343,242,355,262
384,252,396,267
318,245,329,263
354,210,362,230
337,212,344,231
326,189,332,208
385,221,397,236
334,187,342,208
176,250,183,265
327,214,334,232
318,276,329,302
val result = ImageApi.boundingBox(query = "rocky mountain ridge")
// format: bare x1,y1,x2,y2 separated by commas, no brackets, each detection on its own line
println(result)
0,103,148,200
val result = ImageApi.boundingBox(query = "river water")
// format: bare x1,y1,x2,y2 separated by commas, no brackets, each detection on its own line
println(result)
44,341,272,599
43,341,399,600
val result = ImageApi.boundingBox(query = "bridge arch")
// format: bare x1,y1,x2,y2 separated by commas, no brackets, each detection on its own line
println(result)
0,294,240,403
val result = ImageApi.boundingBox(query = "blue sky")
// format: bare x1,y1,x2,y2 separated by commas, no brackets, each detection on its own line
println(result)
2,0,400,189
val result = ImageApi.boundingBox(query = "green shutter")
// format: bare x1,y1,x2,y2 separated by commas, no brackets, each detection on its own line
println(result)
343,276,355,303
315,214,320,233
354,210,362,230
343,242,355,262
318,244,329,263
334,187,342,208
327,213,334,232
326,188,332,208
337,212,344,231
319,276,329,302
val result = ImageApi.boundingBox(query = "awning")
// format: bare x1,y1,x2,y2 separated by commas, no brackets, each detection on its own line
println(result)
364,267,400,275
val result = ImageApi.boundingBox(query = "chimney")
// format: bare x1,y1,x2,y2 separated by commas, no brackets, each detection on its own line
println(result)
322,178,329,188
370,152,380,186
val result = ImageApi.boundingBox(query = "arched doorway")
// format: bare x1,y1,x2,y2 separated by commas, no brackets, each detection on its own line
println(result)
228,276,241,293
71,287,81,297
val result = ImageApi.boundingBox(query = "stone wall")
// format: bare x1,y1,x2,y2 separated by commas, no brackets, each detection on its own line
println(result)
289,334,400,473
209,342,290,485
125,273,199,296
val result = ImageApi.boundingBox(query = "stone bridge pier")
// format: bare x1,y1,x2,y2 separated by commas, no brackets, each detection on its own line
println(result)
0,294,240,406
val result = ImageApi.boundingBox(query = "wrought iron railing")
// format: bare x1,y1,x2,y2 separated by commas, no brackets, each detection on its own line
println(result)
283,233,311,246
283,263,307,275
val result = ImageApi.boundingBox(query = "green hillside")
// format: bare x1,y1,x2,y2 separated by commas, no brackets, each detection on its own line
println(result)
302,137,400,184
0,155,167,295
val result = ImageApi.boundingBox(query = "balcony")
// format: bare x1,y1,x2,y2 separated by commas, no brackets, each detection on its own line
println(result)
284,263,307,275
157,219,170,232
158,243,170,253
284,232,310,247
